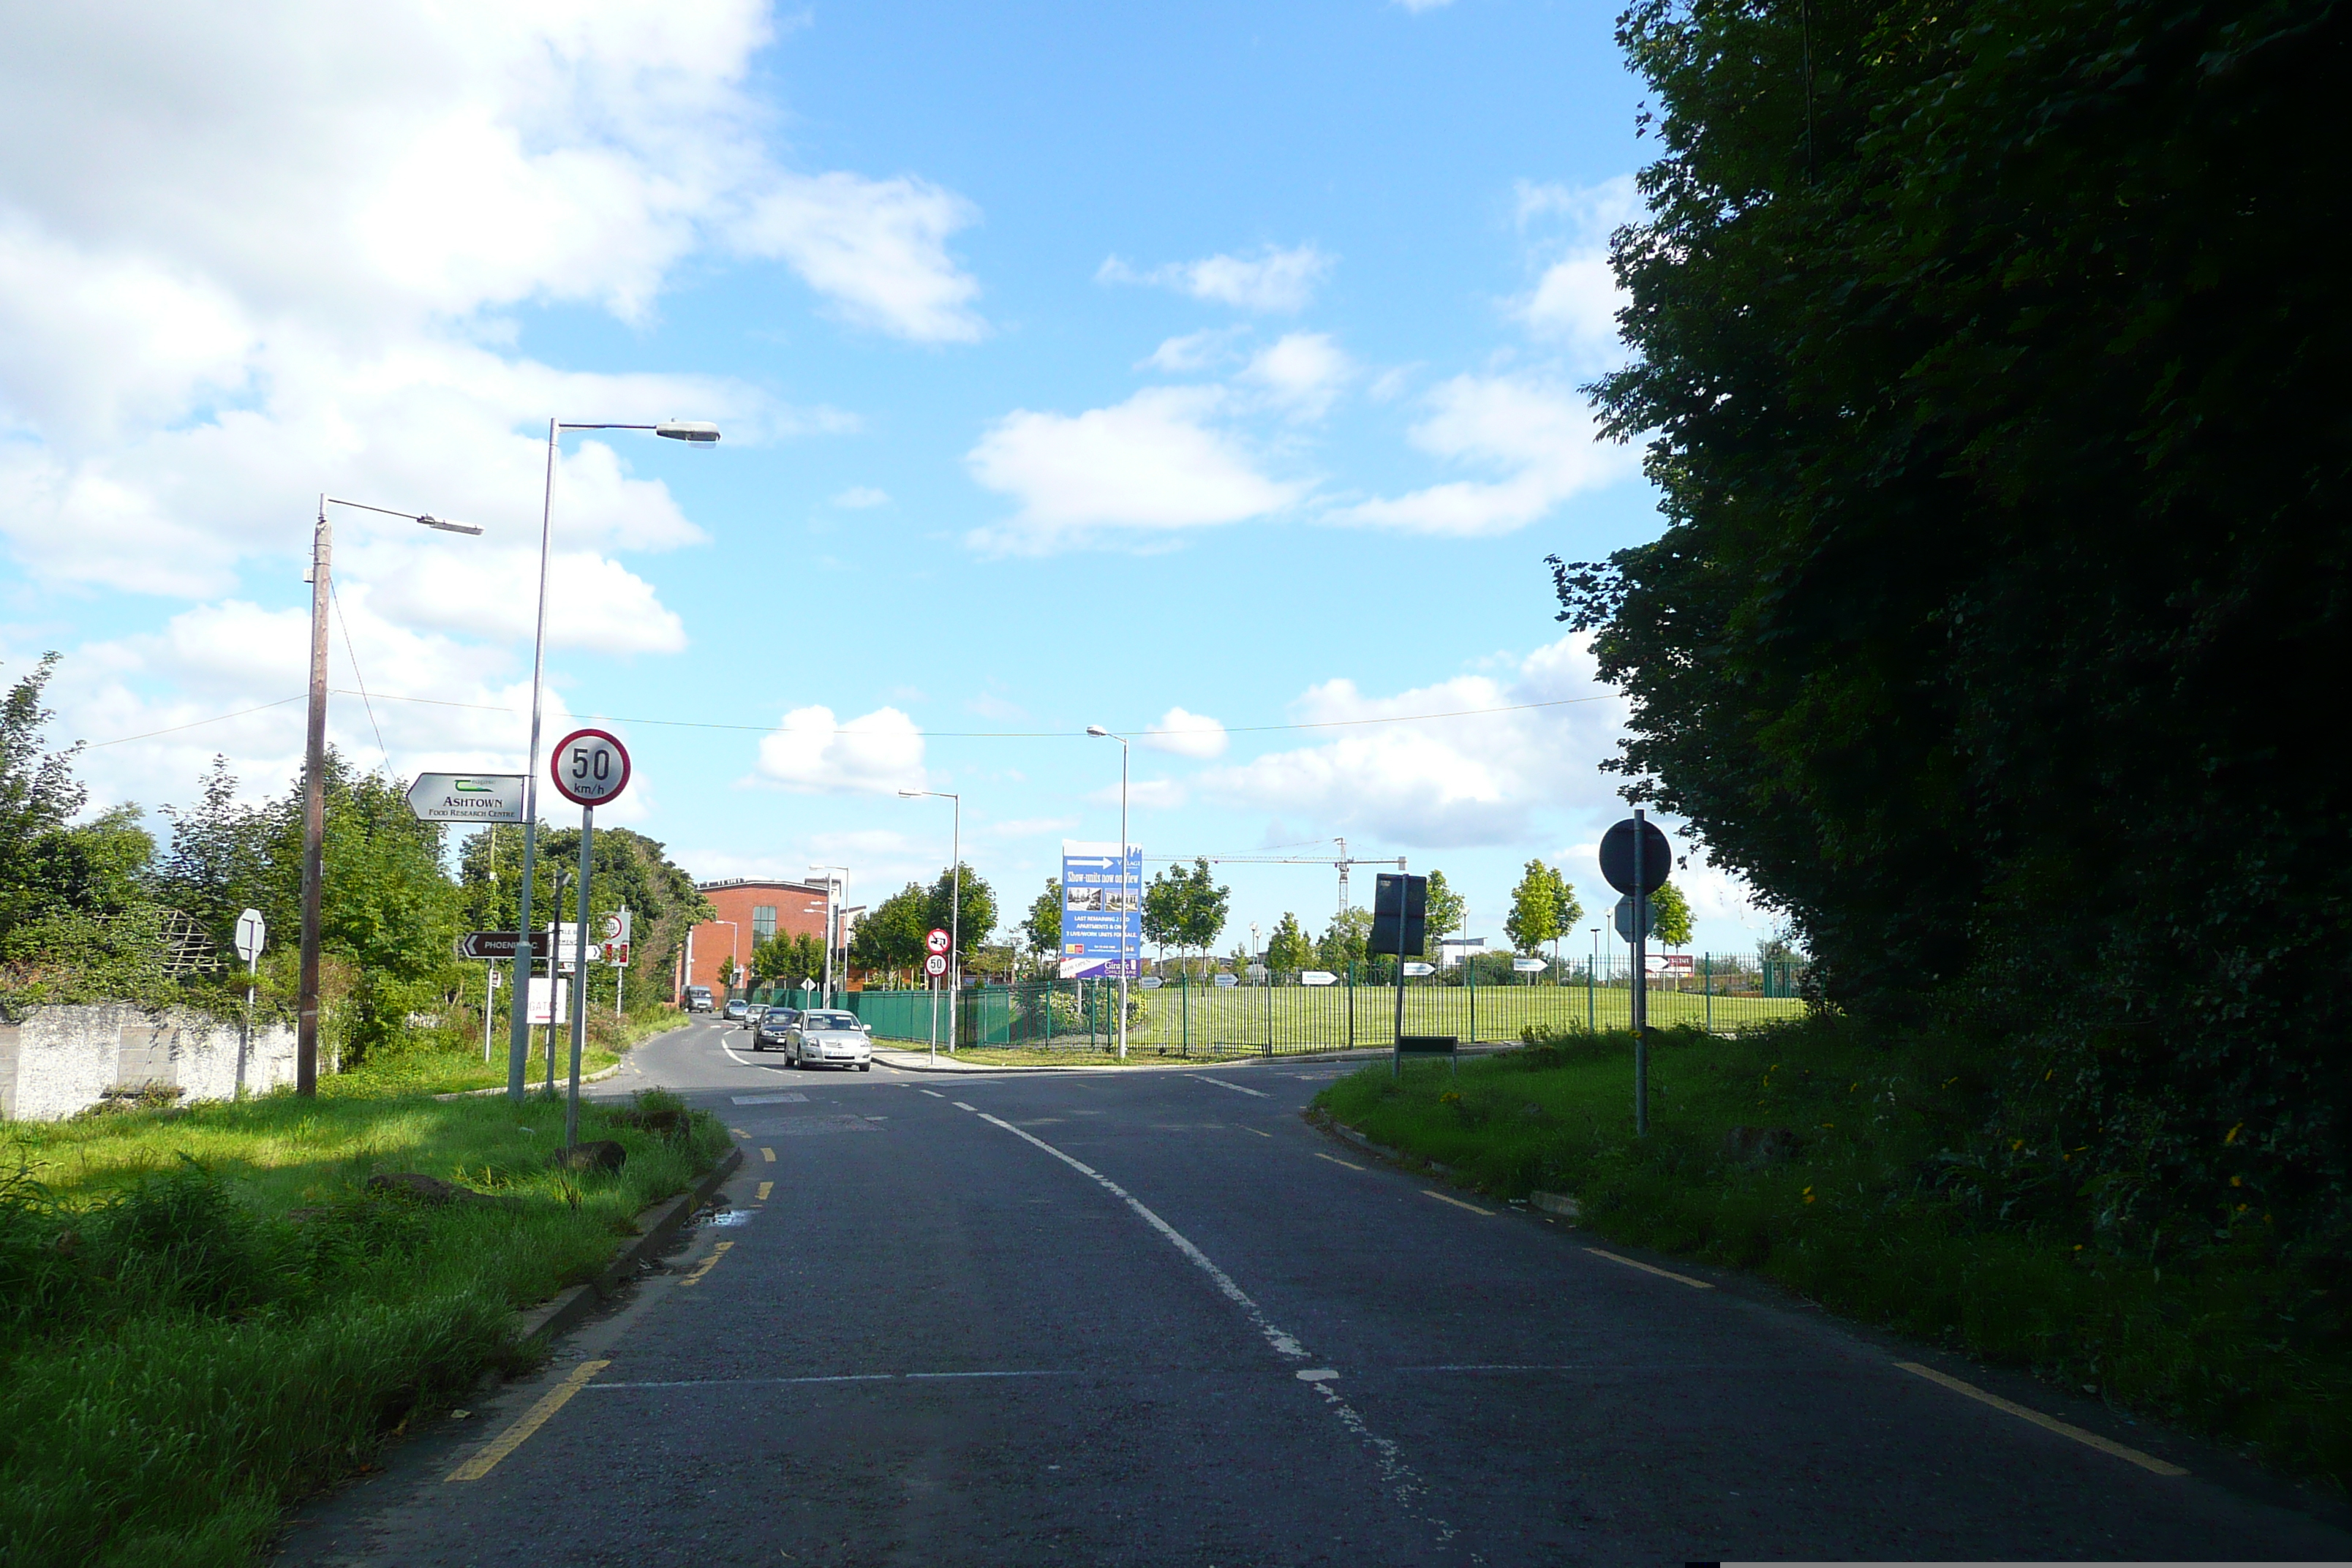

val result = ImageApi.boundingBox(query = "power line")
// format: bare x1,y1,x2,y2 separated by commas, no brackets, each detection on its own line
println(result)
79,687,1613,753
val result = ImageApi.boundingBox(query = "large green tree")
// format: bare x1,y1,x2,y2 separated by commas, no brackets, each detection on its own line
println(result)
1562,0,2352,1241
1421,870,1465,949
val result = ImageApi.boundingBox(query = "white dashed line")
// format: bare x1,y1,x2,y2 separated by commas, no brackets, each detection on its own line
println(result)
1199,1076,1268,1098
965,1108,1455,1552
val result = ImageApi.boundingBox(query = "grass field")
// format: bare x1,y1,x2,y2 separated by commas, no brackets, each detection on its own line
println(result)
1313,1019,2352,1488
864,979,1806,1052
0,1075,728,1566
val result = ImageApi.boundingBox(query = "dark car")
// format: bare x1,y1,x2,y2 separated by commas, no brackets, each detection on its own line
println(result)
753,1008,800,1050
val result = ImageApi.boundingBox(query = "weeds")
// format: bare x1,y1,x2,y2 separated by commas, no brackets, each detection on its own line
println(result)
0,1086,728,1566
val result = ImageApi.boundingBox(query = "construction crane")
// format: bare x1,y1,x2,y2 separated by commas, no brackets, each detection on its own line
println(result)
1143,837,1405,917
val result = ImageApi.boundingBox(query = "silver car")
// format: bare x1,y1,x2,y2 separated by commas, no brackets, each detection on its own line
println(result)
788,1009,874,1071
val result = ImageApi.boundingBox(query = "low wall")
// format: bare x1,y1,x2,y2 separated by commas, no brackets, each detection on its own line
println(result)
0,1003,298,1122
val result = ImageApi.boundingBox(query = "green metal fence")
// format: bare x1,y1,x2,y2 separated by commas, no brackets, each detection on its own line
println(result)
842,949,1808,1056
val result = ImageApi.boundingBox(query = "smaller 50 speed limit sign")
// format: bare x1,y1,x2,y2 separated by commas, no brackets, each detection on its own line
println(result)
924,953,949,978
551,728,630,807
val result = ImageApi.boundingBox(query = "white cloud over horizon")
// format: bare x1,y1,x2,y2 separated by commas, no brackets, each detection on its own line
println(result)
1142,706,1229,760
752,706,927,796
1199,633,1629,848
965,387,1305,554
1098,244,1334,314
1332,371,1636,536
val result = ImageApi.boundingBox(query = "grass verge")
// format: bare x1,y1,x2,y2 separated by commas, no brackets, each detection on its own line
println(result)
1311,1017,2351,1490
0,1080,729,1567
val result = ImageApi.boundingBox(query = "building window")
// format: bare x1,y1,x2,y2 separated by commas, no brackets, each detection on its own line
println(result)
753,905,777,941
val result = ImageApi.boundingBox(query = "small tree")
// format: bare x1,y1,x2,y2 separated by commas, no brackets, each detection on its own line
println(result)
1504,859,1564,954
1316,906,1371,973
1422,869,1466,948
1648,881,1694,948
1265,911,1313,974
1023,879,1063,972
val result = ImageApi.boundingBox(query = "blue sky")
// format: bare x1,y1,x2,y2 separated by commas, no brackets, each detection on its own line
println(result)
0,1,1779,958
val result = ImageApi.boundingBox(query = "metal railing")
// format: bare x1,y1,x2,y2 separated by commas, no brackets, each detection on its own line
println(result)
838,949,1809,1055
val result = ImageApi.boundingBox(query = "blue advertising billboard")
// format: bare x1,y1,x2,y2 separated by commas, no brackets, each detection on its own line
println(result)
1060,840,1142,979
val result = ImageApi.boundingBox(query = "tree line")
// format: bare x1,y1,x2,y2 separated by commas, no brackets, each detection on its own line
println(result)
1558,0,2347,1250
1,653,708,1065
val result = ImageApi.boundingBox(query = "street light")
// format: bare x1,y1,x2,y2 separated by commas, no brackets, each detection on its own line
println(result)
1085,725,1131,1061
809,864,849,1006
505,416,719,1101
897,788,960,1060
297,494,480,1096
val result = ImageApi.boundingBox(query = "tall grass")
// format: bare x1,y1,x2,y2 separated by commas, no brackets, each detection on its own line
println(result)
1315,1019,2352,1489
0,1085,728,1566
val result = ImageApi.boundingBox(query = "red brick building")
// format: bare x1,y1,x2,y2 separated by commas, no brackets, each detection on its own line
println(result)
679,879,832,1000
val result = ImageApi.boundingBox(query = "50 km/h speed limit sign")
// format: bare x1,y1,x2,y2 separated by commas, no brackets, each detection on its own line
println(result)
924,953,949,978
551,728,630,807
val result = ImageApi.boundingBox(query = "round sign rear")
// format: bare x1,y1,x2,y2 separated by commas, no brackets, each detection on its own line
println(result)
551,728,631,807
1598,817,1672,895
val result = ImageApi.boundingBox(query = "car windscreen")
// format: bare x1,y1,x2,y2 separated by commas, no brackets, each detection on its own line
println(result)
808,1013,861,1030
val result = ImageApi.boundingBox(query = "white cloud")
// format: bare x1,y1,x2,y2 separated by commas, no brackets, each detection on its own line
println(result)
1142,327,1248,374
1098,244,1333,313
965,387,1304,554
753,706,926,796
0,0,973,802
733,172,986,344
1510,176,1640,358
1331,371,1636,537
1239,333,1351,421
1198,633,1629,848
832,486,890,509
1142,706,1229,760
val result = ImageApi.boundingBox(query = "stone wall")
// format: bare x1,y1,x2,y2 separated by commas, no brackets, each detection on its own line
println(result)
0,1003,298,1122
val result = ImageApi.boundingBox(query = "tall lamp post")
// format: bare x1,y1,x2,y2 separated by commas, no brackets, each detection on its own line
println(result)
1084,725,1131,1061
505,417,717,1101
897,789,961,1051
810,864,849,1007
298,495,480,1096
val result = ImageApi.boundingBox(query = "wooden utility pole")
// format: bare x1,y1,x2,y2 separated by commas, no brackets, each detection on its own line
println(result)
296,500,331,1096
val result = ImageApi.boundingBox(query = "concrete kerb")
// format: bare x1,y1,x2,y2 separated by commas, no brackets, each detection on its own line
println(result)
514,1145,745,1347
868,1041,1519,1075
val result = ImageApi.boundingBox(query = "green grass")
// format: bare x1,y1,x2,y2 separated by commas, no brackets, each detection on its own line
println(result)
0,1078,730,1567
1313,1019,2352,1489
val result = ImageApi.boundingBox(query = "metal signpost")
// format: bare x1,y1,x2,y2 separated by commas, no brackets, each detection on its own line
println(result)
233,908,265,1095
549,728,630,1153
1372,870,1444,1078
403,773,528,823
924,929,950,1063
1599,811,1672,1136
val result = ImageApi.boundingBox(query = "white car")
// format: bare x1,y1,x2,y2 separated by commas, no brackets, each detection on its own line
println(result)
788,1009,875,1072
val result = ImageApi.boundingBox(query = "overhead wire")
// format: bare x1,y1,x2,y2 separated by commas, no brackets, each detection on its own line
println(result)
327,580,389,765
78,688,1613,752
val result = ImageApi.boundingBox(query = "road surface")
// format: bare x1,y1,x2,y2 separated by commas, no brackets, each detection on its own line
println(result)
279,1017,2352,1564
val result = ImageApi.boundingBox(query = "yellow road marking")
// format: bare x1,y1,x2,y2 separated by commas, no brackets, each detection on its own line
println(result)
677,1240,734,1289
756,1180,773,1200
445,1360,609,1482
1896,1362,2187,1475
761,1147,775,1163
1584,1247,1714,1290
1316,1152,1365,1171
1422,1189,1494,1216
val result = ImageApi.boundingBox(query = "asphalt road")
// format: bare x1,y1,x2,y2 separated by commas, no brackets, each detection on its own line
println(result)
278,1018,2352,1565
